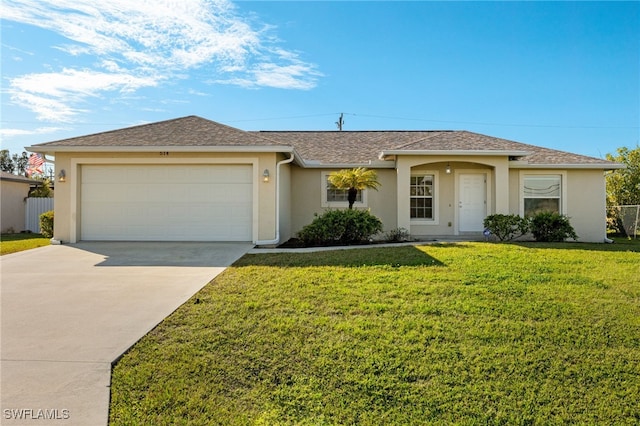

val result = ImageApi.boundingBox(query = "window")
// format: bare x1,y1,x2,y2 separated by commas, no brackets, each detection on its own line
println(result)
326,178,362,203
410,174,434,220
321,172,366,207
523,175,561,216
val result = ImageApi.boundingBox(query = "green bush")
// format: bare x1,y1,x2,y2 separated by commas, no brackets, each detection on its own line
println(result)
298,209,383,246
530,212,578,242
39,210,54,238
384,227,411,243
483,214,530,241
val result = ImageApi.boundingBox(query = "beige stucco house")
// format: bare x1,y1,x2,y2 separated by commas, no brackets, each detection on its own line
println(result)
27,115,622,244
0,171,37,233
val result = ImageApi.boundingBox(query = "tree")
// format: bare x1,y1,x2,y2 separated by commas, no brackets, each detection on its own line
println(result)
29,178,53,198
605,146,640,206
1,150,31,176
605,146,640,236
1,150,15,173
328,167,381,209
12,152,29,176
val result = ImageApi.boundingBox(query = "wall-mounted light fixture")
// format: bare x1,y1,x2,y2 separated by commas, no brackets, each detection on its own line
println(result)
445,163,451,174
58,169,66,182
262,169,270,183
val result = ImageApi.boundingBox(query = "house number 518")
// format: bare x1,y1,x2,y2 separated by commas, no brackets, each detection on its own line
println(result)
160,152,169,156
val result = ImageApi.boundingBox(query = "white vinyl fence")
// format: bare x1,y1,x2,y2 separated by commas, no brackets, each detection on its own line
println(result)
25,197,54,233
609,205,639,239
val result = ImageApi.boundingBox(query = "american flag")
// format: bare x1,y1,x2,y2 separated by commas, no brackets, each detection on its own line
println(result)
26,153,45,177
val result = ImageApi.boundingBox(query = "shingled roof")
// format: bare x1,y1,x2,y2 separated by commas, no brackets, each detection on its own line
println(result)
255,130,439,164
30,115,618,168
257,130,617,167
31,116,283,148
0,171,39,184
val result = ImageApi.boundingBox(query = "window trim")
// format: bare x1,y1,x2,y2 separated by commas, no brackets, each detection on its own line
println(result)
321,171,368,208
410,170,439,225
520,171,567,216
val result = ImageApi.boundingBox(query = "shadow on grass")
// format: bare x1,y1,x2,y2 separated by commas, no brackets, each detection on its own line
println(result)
237,245,446,268
509,238,640,253
0,233,45,241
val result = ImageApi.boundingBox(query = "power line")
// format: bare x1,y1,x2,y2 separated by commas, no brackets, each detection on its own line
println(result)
350,113,639,130
229,112,638,130
226,113,338,123
1,113,637,130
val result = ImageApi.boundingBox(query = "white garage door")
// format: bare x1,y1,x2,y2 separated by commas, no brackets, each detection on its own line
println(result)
81,164,253,241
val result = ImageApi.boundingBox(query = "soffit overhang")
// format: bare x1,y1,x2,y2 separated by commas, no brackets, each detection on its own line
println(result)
379,149,531,160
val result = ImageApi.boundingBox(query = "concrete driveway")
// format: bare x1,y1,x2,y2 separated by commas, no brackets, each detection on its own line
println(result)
1,242,252,425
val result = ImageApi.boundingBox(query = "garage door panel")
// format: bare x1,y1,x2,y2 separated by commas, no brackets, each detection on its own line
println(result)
123,185,147,202
205,165,252,183
81,165,253,241
82,166,116,183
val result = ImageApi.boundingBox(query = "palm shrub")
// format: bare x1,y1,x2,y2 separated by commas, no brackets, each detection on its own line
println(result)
39,210,54,238
483,214,530,241
328,167,381,209
29,178,53,197
530,211,578,242
298,209,383,246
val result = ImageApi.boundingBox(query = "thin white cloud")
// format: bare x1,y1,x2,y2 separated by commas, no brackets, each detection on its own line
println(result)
223,62,321,90
8,68,159,122
9,92,85,122
0,126,67,138
2,0,321,124
11,68,159,98
215,49,322,90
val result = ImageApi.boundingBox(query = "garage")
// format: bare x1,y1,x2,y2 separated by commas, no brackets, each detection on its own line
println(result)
80,164,253,241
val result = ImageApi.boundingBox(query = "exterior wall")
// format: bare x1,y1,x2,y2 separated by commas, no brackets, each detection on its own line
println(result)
0,180,31,233
508,170,521,214
49,150,610,244
408,163,456,236
52,151,279,243
290,166,321,234
277,154,293,243
369,169,397,235
509,168,607,243
565,170,607,242
289,166,397,239
396,156,509,238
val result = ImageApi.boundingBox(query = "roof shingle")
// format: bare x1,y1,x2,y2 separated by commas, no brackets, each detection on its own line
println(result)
31,115,618,167
33,116,281,147
257,130,616,166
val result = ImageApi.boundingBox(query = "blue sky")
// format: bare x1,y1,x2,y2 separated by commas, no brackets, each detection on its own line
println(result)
1,1,638,159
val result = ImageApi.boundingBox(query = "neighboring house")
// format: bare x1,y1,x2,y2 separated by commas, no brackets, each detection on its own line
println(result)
27,115,623,244
0,171,37,233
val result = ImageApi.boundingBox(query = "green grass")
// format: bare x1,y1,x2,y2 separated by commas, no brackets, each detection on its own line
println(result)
110,240,640,425
0,233,50,255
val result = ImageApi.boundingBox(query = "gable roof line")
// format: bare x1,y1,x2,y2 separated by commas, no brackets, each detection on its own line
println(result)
25,115,620,169
0,171,40,184
297,159,396,169
28,145,295,154
387,131,446,150
379,149,531,159
511,162,625,170
257,130,451,134
27,115,284,150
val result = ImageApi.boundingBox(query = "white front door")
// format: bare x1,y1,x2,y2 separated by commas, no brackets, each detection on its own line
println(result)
459,173,486,232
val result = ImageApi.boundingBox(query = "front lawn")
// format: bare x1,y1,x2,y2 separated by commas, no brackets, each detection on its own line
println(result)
110,241,640,425
0,233,50,255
